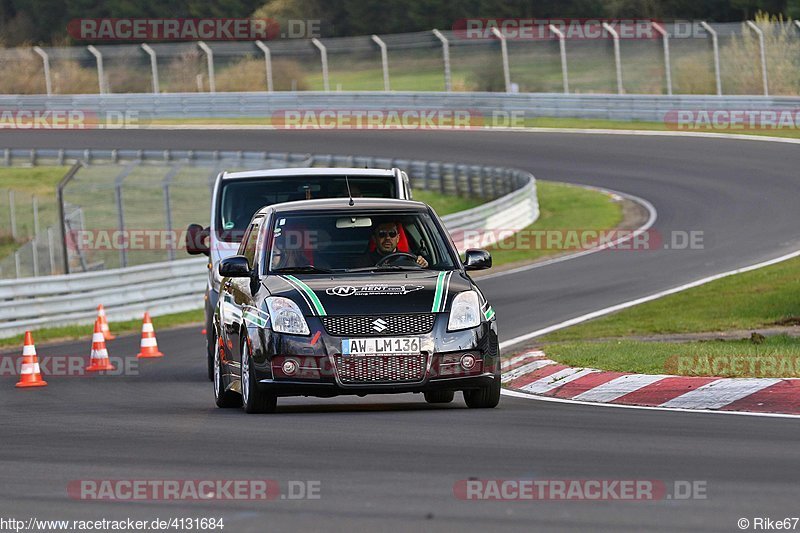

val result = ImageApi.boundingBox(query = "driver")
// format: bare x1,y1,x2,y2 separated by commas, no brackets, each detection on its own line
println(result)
366,222,428,267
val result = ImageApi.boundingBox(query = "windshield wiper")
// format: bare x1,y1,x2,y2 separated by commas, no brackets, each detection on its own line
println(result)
345,265,423,272
271,265,333,274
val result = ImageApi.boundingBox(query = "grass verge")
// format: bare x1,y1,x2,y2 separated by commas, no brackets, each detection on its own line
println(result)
536,255,800,378
544,336,800,378
542,256,800,342
486,181,623,267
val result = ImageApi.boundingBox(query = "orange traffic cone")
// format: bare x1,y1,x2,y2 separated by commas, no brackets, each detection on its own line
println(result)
97,304,115,341
86,319,116,372
136,312,163,358
16,331,47,388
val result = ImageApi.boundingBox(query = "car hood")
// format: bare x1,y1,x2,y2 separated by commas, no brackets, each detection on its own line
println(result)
263,270,472,316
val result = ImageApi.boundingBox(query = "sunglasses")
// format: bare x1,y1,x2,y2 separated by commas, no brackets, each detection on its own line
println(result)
377,230,398,238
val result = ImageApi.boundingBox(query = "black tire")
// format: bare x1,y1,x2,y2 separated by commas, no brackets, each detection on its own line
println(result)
241,342,277,414
214,334,242,408
207,343,214,381
424,390,455,404
463,378,501,409
206,309,215,381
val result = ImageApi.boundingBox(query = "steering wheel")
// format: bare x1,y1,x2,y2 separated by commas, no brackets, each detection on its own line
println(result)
376,252,419,266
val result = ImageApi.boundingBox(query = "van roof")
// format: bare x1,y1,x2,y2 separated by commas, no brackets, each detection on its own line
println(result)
221,167,397,180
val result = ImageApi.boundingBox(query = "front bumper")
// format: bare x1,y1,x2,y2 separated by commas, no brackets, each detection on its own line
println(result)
247,314,499,398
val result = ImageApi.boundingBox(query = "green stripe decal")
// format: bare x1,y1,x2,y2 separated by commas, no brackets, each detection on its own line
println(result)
243,311,268,328
285,275,327,316
431,271,447,312
484,307,495,320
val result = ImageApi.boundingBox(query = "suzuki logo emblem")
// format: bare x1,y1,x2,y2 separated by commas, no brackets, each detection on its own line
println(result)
371,318,388,332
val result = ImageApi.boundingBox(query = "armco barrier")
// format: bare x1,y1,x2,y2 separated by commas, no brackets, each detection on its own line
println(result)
0,92,798,122
0,150,537,338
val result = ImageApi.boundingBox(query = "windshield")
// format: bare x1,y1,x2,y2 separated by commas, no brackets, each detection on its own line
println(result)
216,176,398,242
265,210,456,273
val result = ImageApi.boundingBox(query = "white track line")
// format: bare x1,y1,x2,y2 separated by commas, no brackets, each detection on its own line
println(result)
501,389,800,419
499,249,800,351
659,378,781,410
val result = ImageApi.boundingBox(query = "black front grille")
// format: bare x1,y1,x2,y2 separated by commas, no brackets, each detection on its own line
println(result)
322,314,435,336
334,355,427,383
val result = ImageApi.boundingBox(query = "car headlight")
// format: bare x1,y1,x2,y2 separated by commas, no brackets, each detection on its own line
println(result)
447,291,481,331
265,297,310,335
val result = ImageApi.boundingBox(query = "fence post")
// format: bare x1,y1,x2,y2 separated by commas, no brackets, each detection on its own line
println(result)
490,27,510,93
8,190,16,240
602,22,623,94
371,35,390,91
141,43,160,94
548,25,569,94
87,45,106,94
652,22,672,95
432,29,452,92
32,236,39,277
57,162,82,275
32,195,40,237
745,20,769,96
162,165,182,261
47,226,56,275
311,38,330,91
255,41,274,92
114,164,137,268
32,46,52,96
14,251,20,279
700,22,722,95
197,41,216,93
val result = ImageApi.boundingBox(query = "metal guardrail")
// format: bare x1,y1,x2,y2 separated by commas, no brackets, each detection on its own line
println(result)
0,92,797,123
0,149,538,337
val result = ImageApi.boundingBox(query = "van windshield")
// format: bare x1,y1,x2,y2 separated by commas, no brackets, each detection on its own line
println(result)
216,176,398,242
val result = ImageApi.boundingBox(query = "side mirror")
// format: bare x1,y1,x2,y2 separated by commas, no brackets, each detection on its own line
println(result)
219,255,252,278
463,249,492,271
186,224,210,257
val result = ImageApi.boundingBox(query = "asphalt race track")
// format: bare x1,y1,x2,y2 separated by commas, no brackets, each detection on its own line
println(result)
1,129,799,532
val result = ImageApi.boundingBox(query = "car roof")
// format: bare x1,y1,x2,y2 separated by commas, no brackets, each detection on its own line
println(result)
221,167,397,180
257,198,428,216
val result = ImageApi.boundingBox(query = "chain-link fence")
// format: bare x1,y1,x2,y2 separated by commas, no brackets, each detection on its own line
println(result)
0,186,65,279
1,21,798,96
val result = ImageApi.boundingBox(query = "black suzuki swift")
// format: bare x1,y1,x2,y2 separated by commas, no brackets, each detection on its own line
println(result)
213,198,499,413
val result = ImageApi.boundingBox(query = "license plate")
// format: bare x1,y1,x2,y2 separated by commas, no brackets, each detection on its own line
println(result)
342,337,420,356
